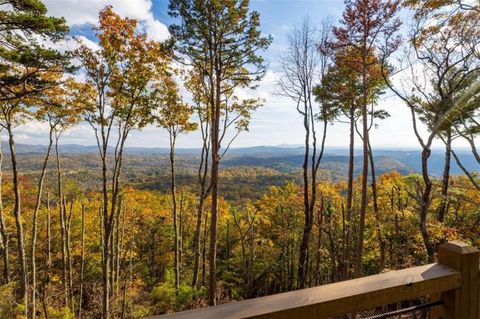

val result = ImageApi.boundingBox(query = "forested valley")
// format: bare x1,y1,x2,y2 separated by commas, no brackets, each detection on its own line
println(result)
1,0,480,318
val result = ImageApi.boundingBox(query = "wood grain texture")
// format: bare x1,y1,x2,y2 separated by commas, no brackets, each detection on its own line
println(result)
149,263,460,319
433,240,480,319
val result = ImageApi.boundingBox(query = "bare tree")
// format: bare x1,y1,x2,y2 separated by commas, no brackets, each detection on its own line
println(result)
278,18,332,288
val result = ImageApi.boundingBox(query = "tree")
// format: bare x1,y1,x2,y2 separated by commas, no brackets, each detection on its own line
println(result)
437,7,480,193
185,70,212,288
0,0,70,314
155,77,197,292
231,204,257,296
169,0,271,305
317,47,387,278
277,18,332,288
0,0,70,102
332,0,401,277
28,76,83,317
74,6,170,318
0,127,7,286
382,2,480,261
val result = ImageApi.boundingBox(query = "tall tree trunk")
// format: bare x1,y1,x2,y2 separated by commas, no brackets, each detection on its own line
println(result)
201,210,208,287
179,192,184,272
0,136,10,284
41,193,51,319
192,107,210,288
247,222,254,296
169,134,180,293
192,197,205,288
355,59,369,278
208,150,219,305
298,99,311,289
65,197,74,311
55,135,69,308
420,148,435,262
30,128,54,318
367,140,385,269
314,199,324,285
113,198,123,297
109,203,115,302
7,124,28,317
208,64,221,306
120,243,133,319
102,215,111,319
437,130,452,222
343,106,355,280
100,126,110,319
79,203,86,319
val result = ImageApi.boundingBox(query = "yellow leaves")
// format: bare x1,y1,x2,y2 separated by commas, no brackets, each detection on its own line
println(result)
50,274,61,284
428,219,463,243
32,77,86,131
154,77,197,134
74,6,173,132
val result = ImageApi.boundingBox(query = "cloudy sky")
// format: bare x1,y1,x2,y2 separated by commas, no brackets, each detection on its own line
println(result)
15,0,459,149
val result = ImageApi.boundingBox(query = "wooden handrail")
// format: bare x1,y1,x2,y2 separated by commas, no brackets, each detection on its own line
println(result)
147,241,479,319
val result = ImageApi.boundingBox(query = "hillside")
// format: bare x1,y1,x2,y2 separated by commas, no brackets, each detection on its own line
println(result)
4,142,477,176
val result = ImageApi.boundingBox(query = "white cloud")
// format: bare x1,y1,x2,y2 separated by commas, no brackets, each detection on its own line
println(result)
43,0,170,42
45,35,100,54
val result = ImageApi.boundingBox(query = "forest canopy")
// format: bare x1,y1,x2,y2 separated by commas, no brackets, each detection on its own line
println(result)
0,0,479,318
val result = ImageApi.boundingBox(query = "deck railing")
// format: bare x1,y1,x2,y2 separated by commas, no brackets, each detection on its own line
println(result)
147,241,479,319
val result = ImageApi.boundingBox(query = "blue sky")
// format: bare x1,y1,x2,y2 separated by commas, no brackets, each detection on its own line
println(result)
18,0,453,149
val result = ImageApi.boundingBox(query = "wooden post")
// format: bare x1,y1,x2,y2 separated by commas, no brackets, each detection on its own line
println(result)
433,241,479,319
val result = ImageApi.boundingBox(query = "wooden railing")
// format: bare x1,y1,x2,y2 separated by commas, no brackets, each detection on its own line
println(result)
148,241,480,319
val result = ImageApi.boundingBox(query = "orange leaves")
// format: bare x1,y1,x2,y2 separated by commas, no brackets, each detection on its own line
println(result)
96,6,137,61
74,5,173,133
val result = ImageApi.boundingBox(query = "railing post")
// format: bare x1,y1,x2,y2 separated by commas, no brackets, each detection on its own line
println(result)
432,241,479,319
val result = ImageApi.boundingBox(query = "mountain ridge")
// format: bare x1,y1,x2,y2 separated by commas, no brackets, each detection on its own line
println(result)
2,142,478,176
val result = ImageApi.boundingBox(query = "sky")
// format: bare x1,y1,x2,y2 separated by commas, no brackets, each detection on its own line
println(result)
14,0,464,149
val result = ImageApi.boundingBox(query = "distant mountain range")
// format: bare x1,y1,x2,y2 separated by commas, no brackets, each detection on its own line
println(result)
2,142,478,176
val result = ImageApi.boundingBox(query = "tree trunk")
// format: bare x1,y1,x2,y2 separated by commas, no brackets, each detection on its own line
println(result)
420,148,435,262
192,111,210,288
343,106,355,280
298,98,311,289
169,134,180,293
7,124,28,317
191,197,205,288
208,64,221,306
179,192,184,269
120,243,133,319
65,197,74,311
208,153,218,305
201,210,208,287
0,136,10,284
55,136,69,308
114,198,124,297
315,199,324,285
30,128,54,318
41,193,51,319
356,59,369,278
437,130,451,222
368,140,385,270
79,203,86,319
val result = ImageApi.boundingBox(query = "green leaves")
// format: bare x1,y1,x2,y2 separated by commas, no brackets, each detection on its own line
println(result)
0,0,70,103
169,0,271,146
